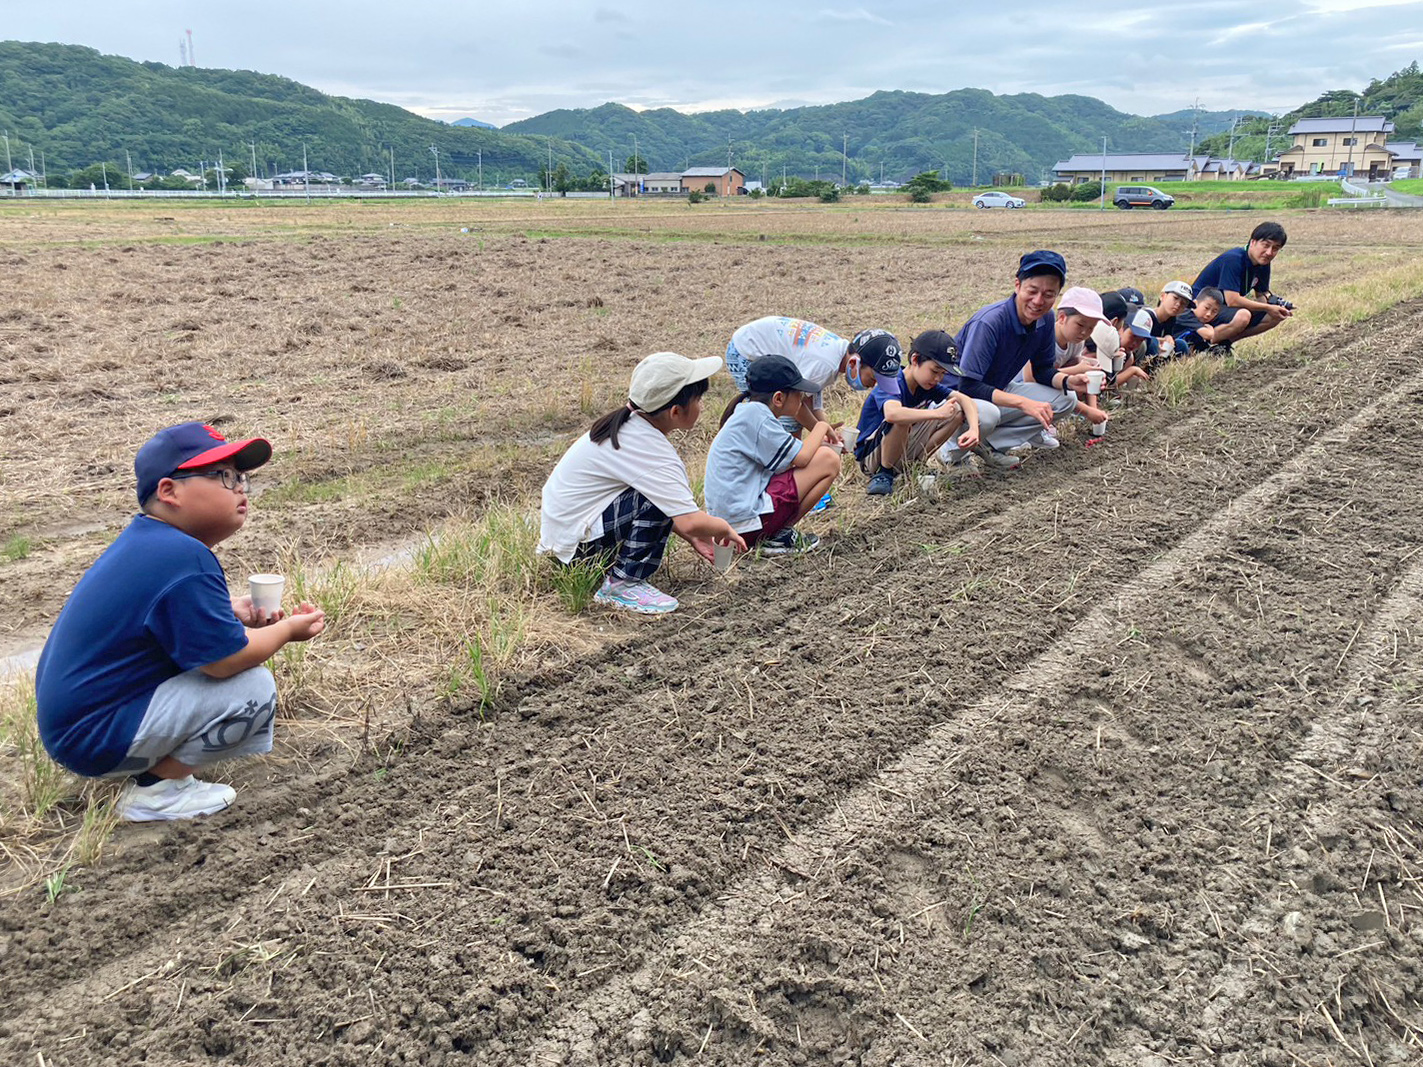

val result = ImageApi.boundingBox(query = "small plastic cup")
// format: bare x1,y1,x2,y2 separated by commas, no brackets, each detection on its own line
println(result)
713,542,735,574
917,474,938,496
1091,416,1108,438
249,573,285,616
1111,354,1125,376
1085,370,1106,396
840,427,857,454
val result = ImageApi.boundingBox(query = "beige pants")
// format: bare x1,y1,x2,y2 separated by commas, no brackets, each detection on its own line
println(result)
860,417,954,474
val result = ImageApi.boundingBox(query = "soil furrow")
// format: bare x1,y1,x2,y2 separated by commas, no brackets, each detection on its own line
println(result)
2,304,1421,1065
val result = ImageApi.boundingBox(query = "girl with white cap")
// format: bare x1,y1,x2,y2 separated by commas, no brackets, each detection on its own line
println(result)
538,352,746,615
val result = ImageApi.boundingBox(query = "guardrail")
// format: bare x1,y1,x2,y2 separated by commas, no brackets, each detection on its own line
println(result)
1327,196,1387,207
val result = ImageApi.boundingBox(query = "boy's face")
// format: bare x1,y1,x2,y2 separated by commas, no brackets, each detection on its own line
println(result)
1195,296,1222,324
1248,238,1284,266
907,356,946,389
159,461,249,547
1014,273,1062,323
1158,292,1188,318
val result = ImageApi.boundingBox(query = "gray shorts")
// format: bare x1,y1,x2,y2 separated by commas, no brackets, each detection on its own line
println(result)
106,667,278,778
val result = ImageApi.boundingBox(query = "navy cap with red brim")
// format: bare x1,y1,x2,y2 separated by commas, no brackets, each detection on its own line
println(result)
135,421,272,505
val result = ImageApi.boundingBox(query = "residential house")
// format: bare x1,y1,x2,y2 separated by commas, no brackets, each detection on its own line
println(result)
643,172,685,194
681,166,745,196
609,172,643,196
354,173,387,188
1,168,35,194
1272,116,1395,179
1386,141,1421,179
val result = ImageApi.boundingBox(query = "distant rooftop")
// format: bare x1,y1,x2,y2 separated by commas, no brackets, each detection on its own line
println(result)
1288,116,1394,135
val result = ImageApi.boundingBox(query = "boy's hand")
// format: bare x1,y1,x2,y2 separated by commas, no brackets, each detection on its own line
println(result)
1085,406,1110,426
285,602,326,642
956,427,980,450
232,595,285,628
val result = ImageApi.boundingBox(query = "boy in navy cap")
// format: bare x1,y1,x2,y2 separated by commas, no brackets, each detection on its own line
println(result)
36,422,326,822
854,330,981,493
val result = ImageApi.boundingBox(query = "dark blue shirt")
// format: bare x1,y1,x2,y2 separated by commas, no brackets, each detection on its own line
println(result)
854,369,952,461
947,295,1055,402
1194,246,1270,300
36,516,249,776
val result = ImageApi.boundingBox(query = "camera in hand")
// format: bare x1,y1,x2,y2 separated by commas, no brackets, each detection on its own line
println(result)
1266,295,1296,311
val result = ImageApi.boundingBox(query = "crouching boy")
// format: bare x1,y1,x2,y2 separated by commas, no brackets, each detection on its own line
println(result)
855,330,981,492
36,422,326,822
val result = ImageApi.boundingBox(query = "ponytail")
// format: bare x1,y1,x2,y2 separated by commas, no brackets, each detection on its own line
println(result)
718,389,776,428
589,377,712,450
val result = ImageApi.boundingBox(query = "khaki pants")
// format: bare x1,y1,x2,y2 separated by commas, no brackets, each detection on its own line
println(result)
860,417,953,474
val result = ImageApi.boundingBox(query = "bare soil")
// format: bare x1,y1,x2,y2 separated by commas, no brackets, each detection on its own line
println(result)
1,202,1421,1065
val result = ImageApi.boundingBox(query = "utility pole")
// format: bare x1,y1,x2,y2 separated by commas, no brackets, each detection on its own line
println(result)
251,142,259,196
1187,97,1200,158
842,132,847,187
547,138,552,193
388,145,395,191
1227,114,1237,162
478,148,482,192
303,143,309,202
1099,136,1107,211
972,128,979,187
101,161,110,196
1347,99,1359,177
609,149,615,200
126,149,133,191
1265,118,1281,165
430,145,441,192
2,130,10,175
218,149,225,194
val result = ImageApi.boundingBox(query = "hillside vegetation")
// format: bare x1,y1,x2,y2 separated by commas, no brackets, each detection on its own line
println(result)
0,42,602,183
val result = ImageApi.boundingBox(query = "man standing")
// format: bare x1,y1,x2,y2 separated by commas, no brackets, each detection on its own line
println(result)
940,251,1088,470
1192,221,1292,347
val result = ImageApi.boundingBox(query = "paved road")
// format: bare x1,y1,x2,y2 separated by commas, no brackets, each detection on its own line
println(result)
1363,179,1423,206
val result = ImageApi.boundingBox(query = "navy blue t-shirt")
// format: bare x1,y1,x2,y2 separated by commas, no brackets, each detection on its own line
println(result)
1194,246,1270,300
946,295,1055,402
36,516,249,776
854,370,952,461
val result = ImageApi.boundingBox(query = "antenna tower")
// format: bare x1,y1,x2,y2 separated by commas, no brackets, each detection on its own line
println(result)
186,30,195,67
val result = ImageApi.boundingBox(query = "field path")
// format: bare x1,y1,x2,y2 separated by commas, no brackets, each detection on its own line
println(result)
1,304,1420,1066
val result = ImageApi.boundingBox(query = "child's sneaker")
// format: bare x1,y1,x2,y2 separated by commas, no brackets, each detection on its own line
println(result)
937,452,984,478
117,775,237,822
808,491,833,514
594,577,678,614
759,528,821,556
866,469,897,496
978,445,1022,471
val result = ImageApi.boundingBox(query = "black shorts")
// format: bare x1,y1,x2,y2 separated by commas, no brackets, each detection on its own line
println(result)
1213,307,1268,330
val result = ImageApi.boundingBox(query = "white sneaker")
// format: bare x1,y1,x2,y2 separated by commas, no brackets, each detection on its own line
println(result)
117,775,237,822
1031,426,1060,449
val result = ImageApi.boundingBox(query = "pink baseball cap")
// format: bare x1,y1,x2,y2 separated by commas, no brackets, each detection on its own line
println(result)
1058,286,1112,322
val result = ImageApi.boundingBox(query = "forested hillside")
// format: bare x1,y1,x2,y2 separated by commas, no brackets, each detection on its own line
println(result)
0,42,601,184
505,91,1252,186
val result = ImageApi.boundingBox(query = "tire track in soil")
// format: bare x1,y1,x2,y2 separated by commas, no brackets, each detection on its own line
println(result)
1,304,1421,1066
526,324,1423,1065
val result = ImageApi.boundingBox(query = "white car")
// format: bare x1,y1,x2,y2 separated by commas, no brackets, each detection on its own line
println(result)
973,191,1026,209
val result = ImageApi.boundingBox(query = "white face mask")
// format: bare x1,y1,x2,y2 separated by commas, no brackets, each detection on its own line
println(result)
845,354,868,391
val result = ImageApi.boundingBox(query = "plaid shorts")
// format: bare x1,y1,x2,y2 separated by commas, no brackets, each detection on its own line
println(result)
575,487,674,582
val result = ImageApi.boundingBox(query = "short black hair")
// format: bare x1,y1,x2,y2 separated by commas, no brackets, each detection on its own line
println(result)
1250,221,1287,246
1196,286,1225,306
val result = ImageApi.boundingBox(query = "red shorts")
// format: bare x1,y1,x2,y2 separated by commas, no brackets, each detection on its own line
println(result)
743,469,800,546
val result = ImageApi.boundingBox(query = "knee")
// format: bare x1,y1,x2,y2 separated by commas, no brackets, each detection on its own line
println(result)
976,404,1002,433
1051,391,1078,415
1232,310,1251,328
812,448,841,476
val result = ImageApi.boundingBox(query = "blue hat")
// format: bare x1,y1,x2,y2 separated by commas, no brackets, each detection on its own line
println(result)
747,354,817,394
1017,250,1067,281
135,421,271,505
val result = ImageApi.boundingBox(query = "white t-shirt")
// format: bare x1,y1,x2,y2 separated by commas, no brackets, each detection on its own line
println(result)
730,317,849,394
538,415,700,563
1054,337,1086,368
1089,320,1121,372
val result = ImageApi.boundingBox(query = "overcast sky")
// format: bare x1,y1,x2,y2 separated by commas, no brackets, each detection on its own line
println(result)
8,1,1423,126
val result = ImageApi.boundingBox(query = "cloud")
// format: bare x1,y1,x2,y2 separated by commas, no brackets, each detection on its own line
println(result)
538,44,585,60
593,7,630,22
817,7,893,25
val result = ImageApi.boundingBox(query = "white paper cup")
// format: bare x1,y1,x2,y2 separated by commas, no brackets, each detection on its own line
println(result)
1091,419,1107,437
1085,370,1106,396
840,427,857,453
713,543,734,574
1111,354,1125,376
249,573,285,615
917,474,938,495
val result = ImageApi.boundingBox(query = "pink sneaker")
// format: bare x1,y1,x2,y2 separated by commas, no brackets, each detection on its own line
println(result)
593,578,678,615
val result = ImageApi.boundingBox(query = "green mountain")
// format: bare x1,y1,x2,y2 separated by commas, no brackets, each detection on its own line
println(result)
0,41,601,184
504,92,1254,186
1196,62,1423,162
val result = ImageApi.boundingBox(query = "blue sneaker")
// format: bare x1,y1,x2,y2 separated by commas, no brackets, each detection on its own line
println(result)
809,491,833,513
866,469,896,496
